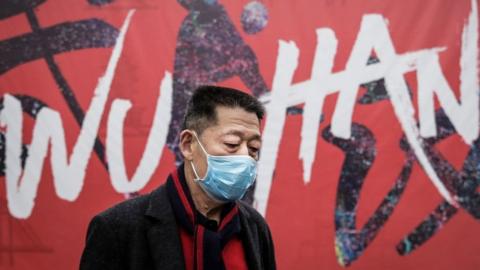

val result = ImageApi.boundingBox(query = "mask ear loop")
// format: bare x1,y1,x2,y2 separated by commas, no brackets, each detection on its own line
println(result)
191,131,209,156
190,161,202,181
190,131,209,182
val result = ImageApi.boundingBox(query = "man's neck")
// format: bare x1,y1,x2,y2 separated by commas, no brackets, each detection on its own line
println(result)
184,164,224,223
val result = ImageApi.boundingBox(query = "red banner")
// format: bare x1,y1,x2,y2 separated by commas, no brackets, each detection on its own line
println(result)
0,0,479,269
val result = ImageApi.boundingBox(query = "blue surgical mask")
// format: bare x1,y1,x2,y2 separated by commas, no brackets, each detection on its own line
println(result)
190,131,257,202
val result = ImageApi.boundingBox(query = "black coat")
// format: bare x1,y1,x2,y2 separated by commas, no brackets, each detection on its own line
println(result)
79,185,276,270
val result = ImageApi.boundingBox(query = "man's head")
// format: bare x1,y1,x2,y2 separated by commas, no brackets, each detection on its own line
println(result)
182,85,264,135
179,85,265,183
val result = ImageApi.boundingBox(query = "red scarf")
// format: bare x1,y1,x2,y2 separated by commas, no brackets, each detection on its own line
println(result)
166,164,242,270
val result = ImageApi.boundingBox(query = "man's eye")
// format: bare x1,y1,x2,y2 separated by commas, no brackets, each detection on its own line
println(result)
249,147,259,153
225,143,239,148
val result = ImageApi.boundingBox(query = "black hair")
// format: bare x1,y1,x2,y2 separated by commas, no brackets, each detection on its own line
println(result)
182,85,265,134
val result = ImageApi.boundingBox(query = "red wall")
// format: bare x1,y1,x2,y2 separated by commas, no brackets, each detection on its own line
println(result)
0,0,479,269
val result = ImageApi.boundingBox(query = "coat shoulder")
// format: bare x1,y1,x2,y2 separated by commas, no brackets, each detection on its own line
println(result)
98,193,149,222
237,200,269,228
95,186,166,228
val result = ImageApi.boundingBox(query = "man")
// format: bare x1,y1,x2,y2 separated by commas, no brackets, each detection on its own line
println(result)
80,86,276,270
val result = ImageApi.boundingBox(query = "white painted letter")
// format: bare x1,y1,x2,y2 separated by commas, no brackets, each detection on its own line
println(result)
107,72,172,193
254,41,299,216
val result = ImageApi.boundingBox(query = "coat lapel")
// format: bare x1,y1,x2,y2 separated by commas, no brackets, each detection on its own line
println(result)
145,186,186,270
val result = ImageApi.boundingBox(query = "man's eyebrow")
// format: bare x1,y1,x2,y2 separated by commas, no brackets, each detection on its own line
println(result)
224,130,262,142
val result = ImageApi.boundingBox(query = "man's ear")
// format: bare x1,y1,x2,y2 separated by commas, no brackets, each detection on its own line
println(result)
179,130,194,161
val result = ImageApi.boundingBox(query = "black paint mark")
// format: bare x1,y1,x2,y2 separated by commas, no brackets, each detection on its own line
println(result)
0,19,118,75
88,0,114,6
323,123,414,266
0,0,45,20
397,109,480,255
167,0,270,164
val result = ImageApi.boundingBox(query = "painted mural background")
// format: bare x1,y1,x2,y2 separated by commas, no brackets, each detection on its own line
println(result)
0,0,479,269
